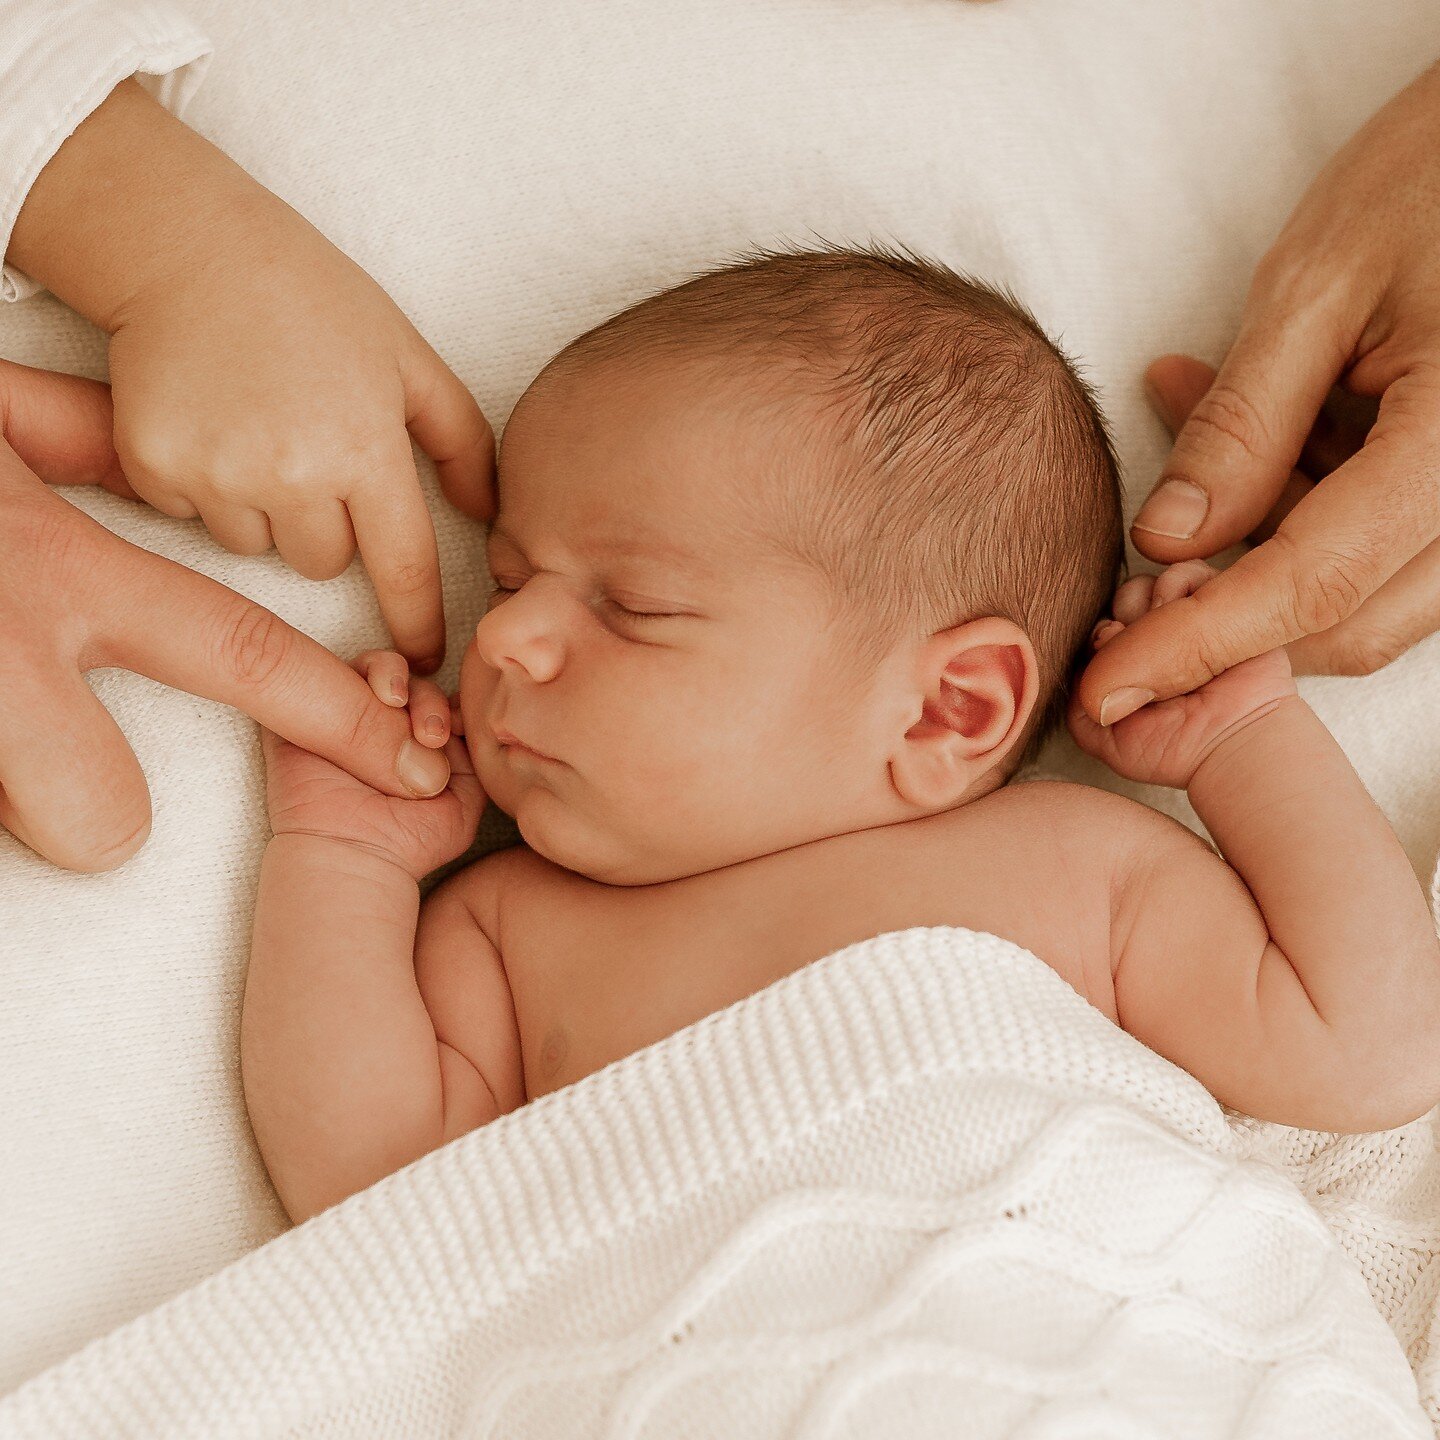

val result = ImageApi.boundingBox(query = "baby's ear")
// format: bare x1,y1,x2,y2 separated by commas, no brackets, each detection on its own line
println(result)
888,618,1037,810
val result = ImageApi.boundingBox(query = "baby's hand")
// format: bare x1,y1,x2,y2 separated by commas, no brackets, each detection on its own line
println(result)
1067,560,1298,791
261,651,484,880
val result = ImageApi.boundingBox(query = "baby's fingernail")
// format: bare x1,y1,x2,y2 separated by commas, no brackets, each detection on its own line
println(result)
423,715,446,741
1099,687,1155,727
390,679,407,704
397,739,448,796
1133,480,1208,540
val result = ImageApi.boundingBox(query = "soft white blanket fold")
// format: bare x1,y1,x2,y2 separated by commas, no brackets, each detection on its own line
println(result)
1,926,1433,1439
0,927,1434,1434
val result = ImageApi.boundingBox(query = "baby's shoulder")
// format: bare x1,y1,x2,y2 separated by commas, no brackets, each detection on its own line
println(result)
995,775,1157,832
985,776,1201,881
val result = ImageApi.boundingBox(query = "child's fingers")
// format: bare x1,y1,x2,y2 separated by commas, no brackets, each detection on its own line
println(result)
352,649,409,707
1150,559,1216,608
1112,573,1156,624
408,676,451,747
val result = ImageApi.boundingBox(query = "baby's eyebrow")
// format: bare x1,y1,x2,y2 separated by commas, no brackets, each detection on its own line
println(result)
489,523,714,574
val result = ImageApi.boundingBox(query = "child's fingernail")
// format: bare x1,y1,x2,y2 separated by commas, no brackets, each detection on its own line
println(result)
423,715,446,741
390,679,407,704
1133,480,1208,540
1099,687,1155,727
397,739,448,796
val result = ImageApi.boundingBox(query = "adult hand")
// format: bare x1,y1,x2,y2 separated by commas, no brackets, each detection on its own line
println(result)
1079,58,1440,728
0,361,452,873
9,78,495,673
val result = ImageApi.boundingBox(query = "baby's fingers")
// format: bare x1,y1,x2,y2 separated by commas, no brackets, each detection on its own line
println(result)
1150,559,1218,607
1066,686,1121,763
1112,574,1156,624
442,732,488,828
354,649,410,707
408,676,451,748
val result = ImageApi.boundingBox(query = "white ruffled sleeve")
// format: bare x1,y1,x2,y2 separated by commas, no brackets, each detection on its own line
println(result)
0,1,212,302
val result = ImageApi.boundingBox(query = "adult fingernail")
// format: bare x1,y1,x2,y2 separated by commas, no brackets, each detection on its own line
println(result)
1099,687,1155,727
1133,480,1208,540
397,738,448,796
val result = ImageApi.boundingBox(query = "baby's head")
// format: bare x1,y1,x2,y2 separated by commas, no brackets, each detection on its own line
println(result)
459,244,1124,884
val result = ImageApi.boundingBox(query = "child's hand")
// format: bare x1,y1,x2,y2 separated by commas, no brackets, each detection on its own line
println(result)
1067,560,1298,790
107,221,494,672
261,651,485,880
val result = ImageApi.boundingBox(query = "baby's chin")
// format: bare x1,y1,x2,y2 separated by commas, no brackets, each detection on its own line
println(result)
500,787,700,887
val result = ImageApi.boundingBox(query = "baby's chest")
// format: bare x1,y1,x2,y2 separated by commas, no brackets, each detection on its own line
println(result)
500,894,775,1100
495,805,1111,1101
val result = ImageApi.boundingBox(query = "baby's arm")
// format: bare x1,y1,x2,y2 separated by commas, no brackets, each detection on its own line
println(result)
242,651,522,1224
1075,563,1440,1130
243,845,522,1224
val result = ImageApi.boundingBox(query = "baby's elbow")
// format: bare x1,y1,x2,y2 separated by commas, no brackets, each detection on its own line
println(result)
1328,978,1440,1132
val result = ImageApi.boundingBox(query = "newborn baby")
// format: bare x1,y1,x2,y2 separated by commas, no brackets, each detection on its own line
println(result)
242,245,1440,1224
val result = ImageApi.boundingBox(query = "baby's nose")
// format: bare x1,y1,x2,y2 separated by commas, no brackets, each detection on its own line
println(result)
475,584,565,683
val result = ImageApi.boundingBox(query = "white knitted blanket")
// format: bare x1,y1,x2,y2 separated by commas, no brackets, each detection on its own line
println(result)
1,925,1434,1438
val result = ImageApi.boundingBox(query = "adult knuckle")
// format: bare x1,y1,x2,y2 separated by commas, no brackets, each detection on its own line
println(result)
1279,538,1369,636
1252,241,1350,320
14,497,99,585
20,501,83,565
216,602,293,688
1185,382,1271,466
1323,622,1411,677
1169,584,1231,676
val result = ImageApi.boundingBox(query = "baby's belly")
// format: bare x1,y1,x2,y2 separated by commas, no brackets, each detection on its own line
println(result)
498,793,1100,1099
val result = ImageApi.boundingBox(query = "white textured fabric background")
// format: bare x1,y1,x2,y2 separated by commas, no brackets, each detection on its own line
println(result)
2,0,1440,1412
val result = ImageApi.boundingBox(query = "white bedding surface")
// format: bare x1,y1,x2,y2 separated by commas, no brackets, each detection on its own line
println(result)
3,0,1440,1397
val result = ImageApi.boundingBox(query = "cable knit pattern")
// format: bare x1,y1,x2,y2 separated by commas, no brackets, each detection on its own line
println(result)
0,928,1431,1438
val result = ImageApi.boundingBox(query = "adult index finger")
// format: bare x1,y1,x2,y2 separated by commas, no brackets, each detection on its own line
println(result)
1079,394,1440,723
94,535,450,798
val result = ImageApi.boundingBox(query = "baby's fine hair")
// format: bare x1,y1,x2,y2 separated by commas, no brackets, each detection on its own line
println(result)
545,241,1126,777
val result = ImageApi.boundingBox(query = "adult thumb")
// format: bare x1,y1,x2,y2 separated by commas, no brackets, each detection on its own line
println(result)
1132,299,1344,564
